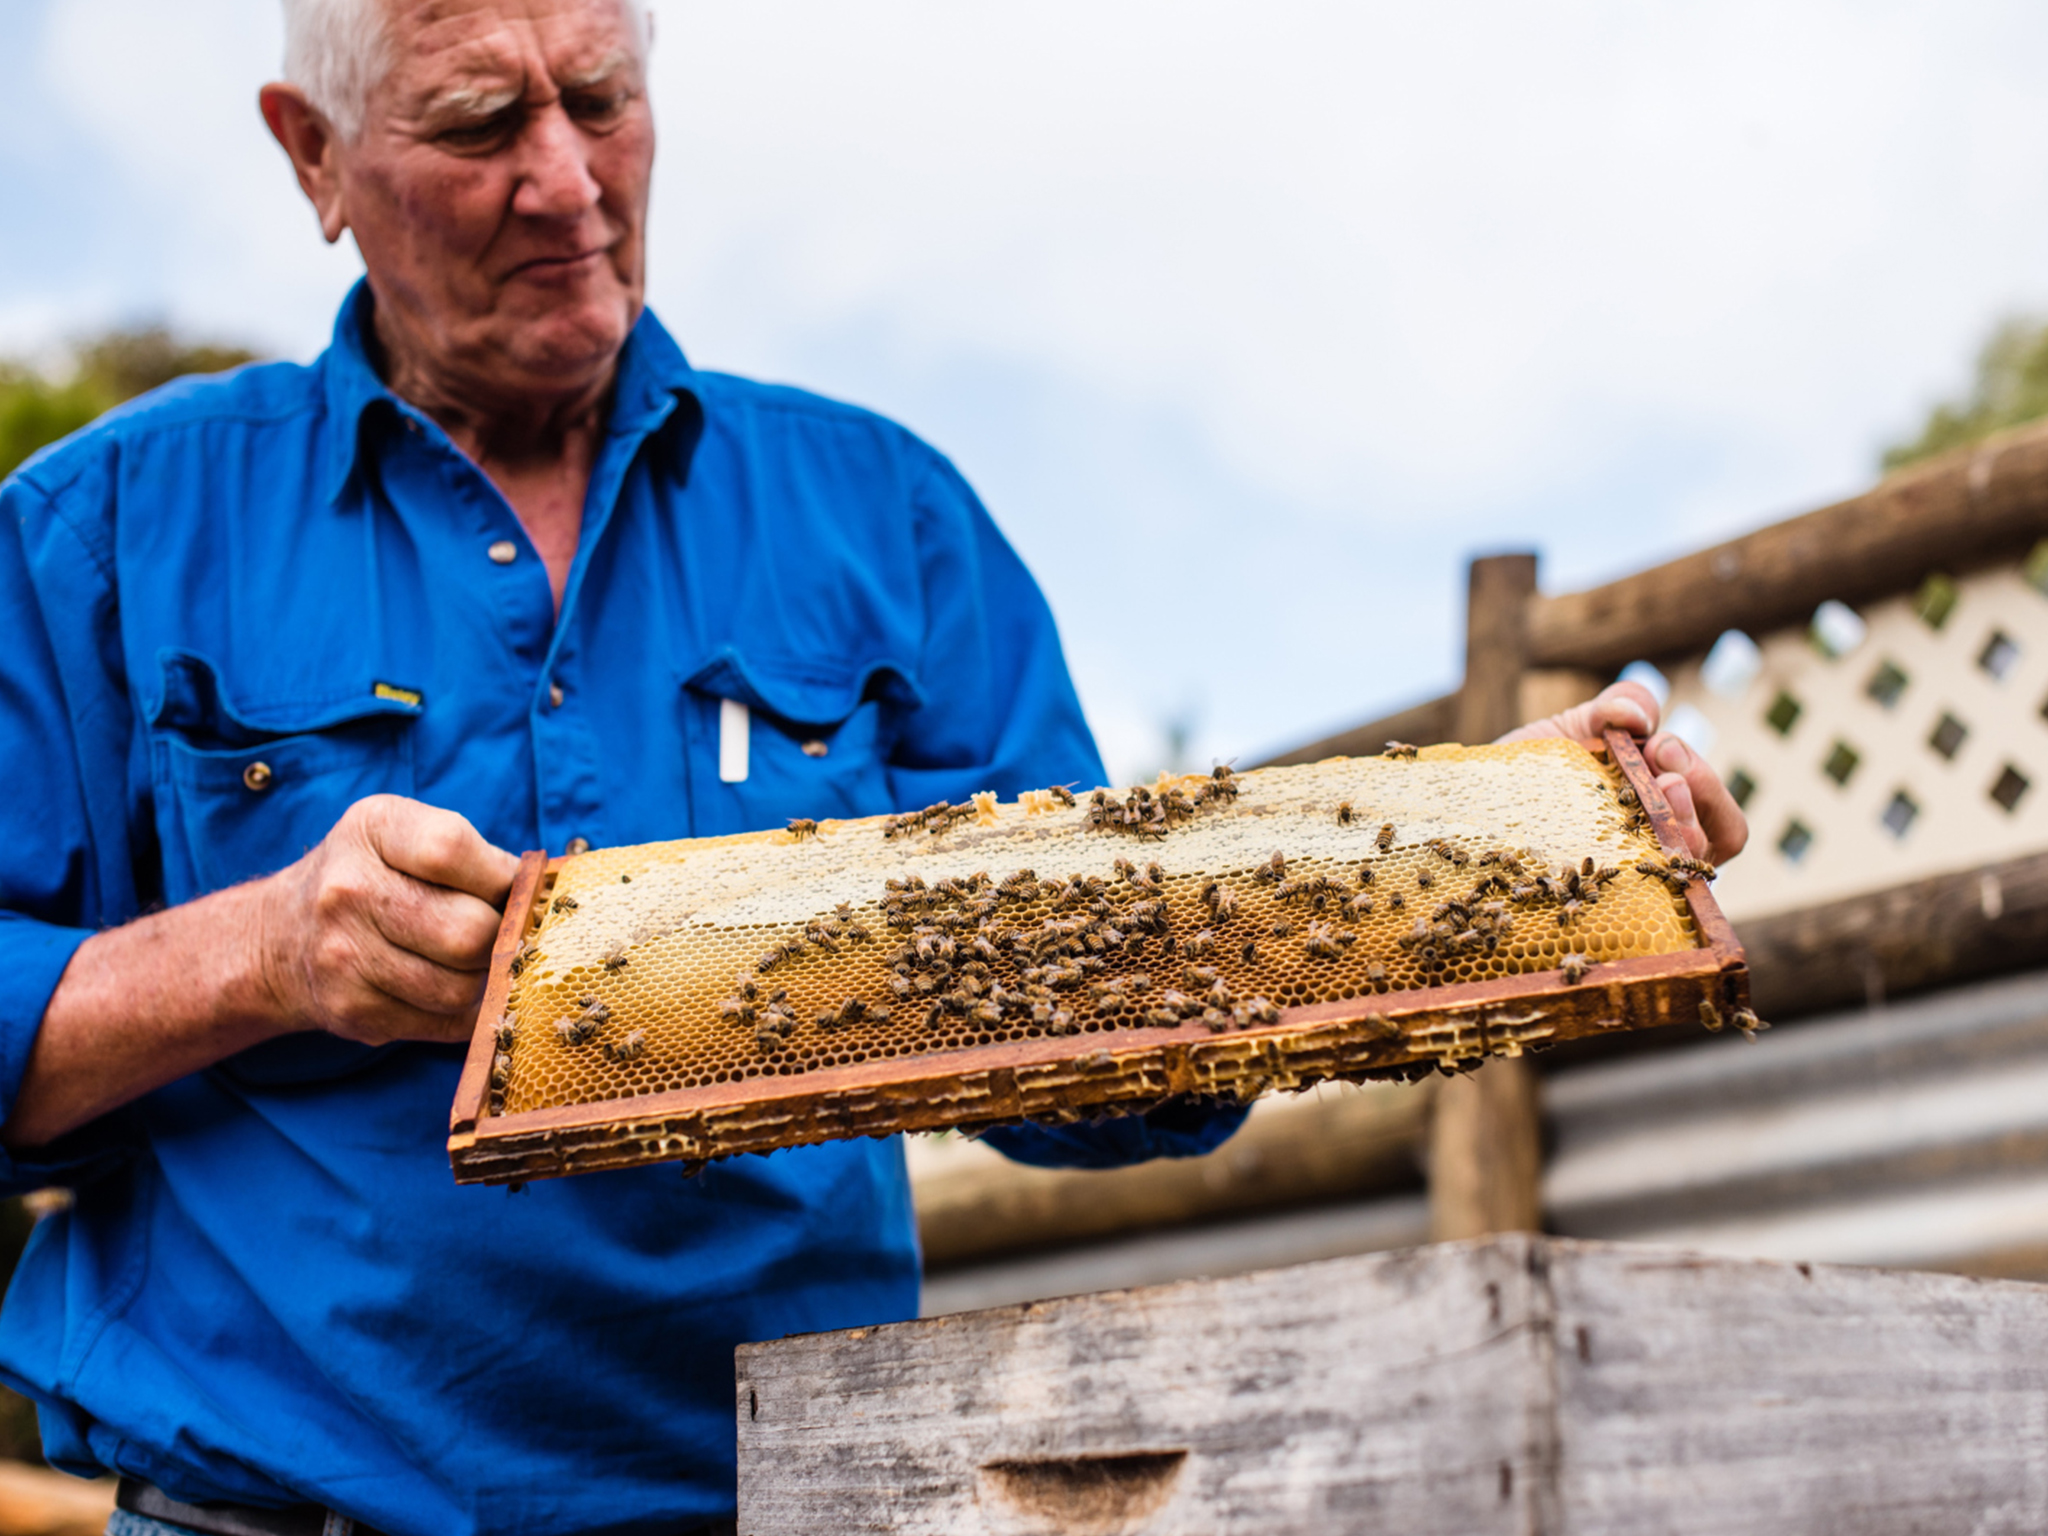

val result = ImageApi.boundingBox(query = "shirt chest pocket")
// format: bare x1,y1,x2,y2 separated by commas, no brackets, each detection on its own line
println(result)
146,650,421,906
681,648,920,837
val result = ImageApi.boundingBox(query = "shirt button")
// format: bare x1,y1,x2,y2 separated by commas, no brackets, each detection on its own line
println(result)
487,540,518,565
801,739,829,758
549,683,565,709
242,761,274,792
565,836,591,856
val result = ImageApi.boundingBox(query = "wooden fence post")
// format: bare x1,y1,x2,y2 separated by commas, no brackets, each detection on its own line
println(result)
1430,552,1545,1241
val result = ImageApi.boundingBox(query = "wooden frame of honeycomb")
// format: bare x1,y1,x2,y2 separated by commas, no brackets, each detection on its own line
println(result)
448,729,1748,1185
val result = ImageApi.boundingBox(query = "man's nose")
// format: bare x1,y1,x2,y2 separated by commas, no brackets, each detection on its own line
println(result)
510,106,603,220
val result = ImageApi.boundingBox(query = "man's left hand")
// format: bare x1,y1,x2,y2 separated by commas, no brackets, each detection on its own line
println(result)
1496,680,1748,866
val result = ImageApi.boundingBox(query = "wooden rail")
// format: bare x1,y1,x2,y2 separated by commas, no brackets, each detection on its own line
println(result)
1528,418,2048,672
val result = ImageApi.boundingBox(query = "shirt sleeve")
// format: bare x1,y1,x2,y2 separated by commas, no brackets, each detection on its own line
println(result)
0,461,147,1192
888,448,1248,1171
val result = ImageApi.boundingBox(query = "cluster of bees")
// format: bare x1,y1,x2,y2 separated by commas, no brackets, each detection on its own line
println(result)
489,983,645,1118
874,795,1014,841
1084,764,1240,838
712,853,1286,1055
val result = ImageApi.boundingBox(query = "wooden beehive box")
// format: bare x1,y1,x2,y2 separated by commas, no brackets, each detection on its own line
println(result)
736,1235,2048,1535
448,730,1747,1184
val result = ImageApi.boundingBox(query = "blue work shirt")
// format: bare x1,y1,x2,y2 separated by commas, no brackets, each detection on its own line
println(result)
0,282,1245,1535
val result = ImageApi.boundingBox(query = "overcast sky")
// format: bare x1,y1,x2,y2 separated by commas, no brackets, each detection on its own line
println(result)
6,1,2048,780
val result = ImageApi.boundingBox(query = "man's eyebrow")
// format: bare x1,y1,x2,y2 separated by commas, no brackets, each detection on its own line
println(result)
556,50,638,92
420,79,523,121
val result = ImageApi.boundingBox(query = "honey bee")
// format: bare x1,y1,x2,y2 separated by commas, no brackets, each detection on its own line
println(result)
1159,989,1198,1016
606,1030,647,1063
1383,741,1419,761
1377,823,1396,853
602,943,629,973
787,818,819,840
1336,801,1355,825
1388,891,1405,909
1415,869,1434,889
1202,1008,1233,1034
755,1028,785,1053
1732,1007,1766,1039
1254,851,1287,884
1182,929,1218,959
1617,783,1640,810
494,1018,517,1052
1241,941,1260,965
1208,763,1241,800
718,996,759,1026
1182,964,1221,989
555,1016,595,1046
551,894,579,913
868,1005,893,1025
1344,894,1375,918
1305,923,1341,959
1269,920,1295,939
1671,853,1717,878
1559,953,1591,985
1048,784,1078,807
1366,962,1387,986
1699,999,1724,1032
1234,997,1281,1027
490,1053,511,1090
1204,883,1240,922
509,940,535,979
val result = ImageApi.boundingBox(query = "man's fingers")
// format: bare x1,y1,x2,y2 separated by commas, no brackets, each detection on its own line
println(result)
1652,771,1708,860
1496,680,1659,745
367,872,506,973
341,926,492,1020
1649,733,1749,865
356,796,520,905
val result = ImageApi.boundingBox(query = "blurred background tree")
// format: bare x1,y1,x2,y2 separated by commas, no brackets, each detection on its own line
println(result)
1,326,258,481
1884,316,2048,472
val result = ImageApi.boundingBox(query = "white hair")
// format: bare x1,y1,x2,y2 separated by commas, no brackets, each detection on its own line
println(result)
281,0,649,141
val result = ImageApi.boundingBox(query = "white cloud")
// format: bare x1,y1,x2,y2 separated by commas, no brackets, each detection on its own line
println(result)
12,0,2048,778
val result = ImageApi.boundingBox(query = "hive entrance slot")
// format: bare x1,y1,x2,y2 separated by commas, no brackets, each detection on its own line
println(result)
977,1449,1188,1535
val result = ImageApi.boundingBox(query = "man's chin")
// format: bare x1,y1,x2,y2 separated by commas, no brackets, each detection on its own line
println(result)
487,298,639,385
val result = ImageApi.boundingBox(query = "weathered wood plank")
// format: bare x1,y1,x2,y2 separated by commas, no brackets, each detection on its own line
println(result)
738,1236,2048,1535
738,1240,1552,1536
1551,1245,2048,1534
1254,691,1459,769
1527,418,2048,672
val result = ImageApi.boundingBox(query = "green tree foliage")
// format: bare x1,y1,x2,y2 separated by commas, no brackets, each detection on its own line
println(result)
1884,317,2048,473
0,326,258,481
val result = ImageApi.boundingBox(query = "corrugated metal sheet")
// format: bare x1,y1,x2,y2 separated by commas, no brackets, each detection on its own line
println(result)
1544,968,2048,1274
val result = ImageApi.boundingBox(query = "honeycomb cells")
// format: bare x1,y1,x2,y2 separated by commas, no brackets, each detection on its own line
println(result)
492,741,1699,1116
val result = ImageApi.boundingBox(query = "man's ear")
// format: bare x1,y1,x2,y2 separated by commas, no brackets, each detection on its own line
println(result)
259,83,350,244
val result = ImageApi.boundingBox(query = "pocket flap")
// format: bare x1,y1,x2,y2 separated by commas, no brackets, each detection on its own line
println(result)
683,645,922,729
149,648,424,749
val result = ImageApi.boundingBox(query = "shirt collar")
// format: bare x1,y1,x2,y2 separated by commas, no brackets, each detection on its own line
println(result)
317,278,702,506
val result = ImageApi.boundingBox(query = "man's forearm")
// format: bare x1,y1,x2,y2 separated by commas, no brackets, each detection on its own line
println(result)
4,881,295,1152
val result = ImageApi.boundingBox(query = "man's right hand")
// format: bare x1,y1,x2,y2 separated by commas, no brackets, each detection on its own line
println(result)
6,796,522,1151
257,796,521,1047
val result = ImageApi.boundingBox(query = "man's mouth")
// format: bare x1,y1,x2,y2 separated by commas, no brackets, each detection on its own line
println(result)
507,248,607,279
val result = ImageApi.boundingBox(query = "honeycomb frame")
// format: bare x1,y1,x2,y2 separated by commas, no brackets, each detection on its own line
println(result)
448,729,1748,1185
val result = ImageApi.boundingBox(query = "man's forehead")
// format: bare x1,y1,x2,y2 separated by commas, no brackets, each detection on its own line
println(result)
383,0,641,105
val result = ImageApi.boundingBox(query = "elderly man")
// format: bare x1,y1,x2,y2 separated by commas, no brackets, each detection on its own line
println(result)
0,1,1745,1532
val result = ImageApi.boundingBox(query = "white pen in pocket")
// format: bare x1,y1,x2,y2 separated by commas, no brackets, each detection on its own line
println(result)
718,698,750,783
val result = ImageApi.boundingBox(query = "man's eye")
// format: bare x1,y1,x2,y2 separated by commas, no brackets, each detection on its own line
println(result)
439,113,517,148
566,92,630,126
